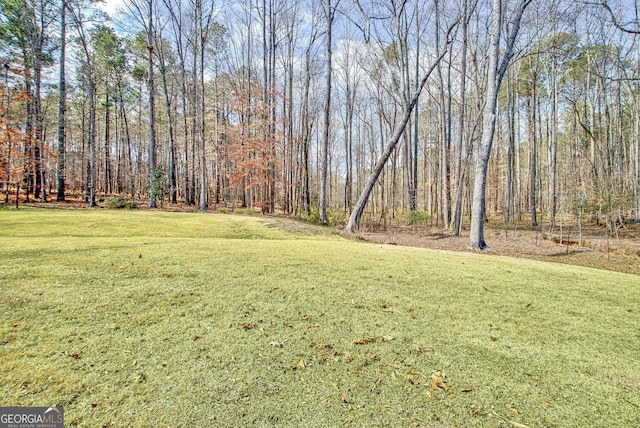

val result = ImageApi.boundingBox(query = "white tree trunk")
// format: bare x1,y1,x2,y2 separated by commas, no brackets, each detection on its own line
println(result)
469,0,530,249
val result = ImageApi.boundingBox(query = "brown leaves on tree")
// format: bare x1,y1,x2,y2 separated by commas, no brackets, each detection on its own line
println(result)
225,85,292,209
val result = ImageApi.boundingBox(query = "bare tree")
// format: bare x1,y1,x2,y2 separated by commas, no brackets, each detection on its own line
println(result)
147,0,157,208
161,0,193,204
56,0,67,201
469,0,531,250
451,0,479,235
596,0,640,34
299,10,320,216
125,0,158,207
319,0,339,224
154,18,178,204
68,0,98,206
345,3,456,232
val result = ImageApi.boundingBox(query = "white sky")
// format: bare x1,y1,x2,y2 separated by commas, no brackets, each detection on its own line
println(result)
99,0,126,18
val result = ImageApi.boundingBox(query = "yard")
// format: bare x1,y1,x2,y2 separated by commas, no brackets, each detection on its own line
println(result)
1,208,638,426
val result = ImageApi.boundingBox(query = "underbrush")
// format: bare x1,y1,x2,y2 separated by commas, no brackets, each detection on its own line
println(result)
103,196,138,210
304,206,346,227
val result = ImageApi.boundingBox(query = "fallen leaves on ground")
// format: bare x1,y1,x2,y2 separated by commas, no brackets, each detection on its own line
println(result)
352,336,376,345
429,370,449,392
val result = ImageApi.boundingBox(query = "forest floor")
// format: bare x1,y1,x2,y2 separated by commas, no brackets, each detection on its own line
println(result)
342,220,640,276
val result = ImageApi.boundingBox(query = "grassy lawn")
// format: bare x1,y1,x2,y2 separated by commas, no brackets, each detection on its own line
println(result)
1,208,638,427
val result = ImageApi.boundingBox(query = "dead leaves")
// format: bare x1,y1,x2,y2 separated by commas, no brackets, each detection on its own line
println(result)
242,323,257,331
352,336,376,345
361,354,379,367
428,370,450,392
67,352,81,359
313,343,333,350
352,335,395,345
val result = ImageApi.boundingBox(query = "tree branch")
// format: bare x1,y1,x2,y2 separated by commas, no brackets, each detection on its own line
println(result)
587,1,640,34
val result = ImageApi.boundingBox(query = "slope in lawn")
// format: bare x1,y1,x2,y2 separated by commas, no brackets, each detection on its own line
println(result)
1,209,638,427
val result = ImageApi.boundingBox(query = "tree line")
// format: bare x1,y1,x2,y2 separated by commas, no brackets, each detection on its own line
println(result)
0,0,638,248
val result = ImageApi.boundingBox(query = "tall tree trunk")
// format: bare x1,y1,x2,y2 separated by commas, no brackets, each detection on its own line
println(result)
163,0,191,204
197,0,207,212
89,79,97,207
191,60,197,207
412,3,419,213
469,0,530,250
82,100,89,201
157,36,177,204
634,90,639,219
70,10,97,206
284,15,295,214
27,1,46,203
147,0,157,208
182,70,191,204
345,79,354,213
119,93,134,197
548,57,558,228
3,64,13,204
451,0,470,235
23,63,32,203
529,68,538,226
319,0,335,224
505,76,515,223
435,3,450,228
346,46,449,232
300,34,315,215
56,0,66,201
268,0,276,212
104,90,112,194
33,36,45,202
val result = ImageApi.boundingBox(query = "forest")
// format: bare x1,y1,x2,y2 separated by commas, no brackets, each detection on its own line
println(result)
0,0,638,248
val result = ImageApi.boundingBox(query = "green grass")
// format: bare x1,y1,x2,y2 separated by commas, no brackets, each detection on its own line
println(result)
1,208,638,427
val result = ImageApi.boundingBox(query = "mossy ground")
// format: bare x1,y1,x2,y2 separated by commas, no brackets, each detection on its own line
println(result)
1,208,638,427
